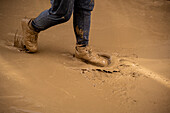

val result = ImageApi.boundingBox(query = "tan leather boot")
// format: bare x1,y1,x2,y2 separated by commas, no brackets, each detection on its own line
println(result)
21,17,38,53
75,45,109,67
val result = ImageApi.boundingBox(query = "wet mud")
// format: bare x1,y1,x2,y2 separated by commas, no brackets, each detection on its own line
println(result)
0,0,170,113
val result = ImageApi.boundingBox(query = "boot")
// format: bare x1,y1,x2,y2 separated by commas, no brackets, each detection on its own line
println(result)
75,45,109,67
21,17,39,53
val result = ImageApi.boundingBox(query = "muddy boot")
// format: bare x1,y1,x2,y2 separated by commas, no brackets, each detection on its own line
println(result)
75,45,109,67
21,17,39,53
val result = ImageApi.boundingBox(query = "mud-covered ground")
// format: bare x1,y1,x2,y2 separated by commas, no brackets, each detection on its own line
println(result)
0,0,170,113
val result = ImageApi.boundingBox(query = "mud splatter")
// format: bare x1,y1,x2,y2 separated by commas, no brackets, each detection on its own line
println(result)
13,30,24,49
8,31,25,51
64,52,170,88
75,25,84,38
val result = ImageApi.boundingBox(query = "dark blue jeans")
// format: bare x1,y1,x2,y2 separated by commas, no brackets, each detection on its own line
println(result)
32,0,94,45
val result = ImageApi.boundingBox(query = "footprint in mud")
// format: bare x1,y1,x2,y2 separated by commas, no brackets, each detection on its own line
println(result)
80,57,139,77
119,58,138,67
63,52,139,77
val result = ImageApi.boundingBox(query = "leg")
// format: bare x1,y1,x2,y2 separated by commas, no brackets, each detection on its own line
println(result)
21,0,74,52
74,0,109,67
73,0,94,45
32,0,75,32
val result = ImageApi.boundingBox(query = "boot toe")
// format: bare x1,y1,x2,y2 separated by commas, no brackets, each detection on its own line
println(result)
25,46,37,53
96,58,109,67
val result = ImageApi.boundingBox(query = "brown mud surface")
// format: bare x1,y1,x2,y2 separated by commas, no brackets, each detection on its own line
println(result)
0,0,170,113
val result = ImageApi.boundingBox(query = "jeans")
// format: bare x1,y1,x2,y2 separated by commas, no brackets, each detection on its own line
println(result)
32,0,94,45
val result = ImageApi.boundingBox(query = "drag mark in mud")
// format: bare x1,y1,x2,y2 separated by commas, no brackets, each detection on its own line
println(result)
137,66,170,88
